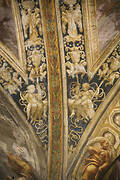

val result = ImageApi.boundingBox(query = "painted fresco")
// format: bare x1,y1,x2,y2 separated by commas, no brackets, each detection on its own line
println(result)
96,0,120,52
0,0,18,58
0,87,47,180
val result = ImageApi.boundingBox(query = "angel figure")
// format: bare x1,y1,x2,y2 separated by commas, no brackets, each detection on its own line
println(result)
21,8,31,39
61,1,83,37
82,138,110,180
105,71,120,86
21,8,41,40
20,84,47,124
98,63,109,80
98,56,120,83
109,56,120,72
68,83,95,120
29,8,41,40
4,72,22,94
61,4,76,37
72,4,83,33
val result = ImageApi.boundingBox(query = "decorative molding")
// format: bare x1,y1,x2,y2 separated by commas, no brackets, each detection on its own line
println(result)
55,0,68,177
100,127,120,150
92,33,120,77
0,42,26,81
82,0,99,78
12,0,27,72
41,0,63,179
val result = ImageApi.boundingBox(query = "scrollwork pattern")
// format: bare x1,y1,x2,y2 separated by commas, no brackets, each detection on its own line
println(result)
0,53,48,147
0,55,23,95
59,0,105,149
17,0,48,147
0,0,49,147
98,45,120,86
59,0,89,149
59,0,120,149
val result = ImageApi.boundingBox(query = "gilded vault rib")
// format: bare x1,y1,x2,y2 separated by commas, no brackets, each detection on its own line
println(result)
41,0,64,179
55,0,68,177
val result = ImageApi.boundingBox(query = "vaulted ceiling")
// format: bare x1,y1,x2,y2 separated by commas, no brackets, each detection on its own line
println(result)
0,0,120,179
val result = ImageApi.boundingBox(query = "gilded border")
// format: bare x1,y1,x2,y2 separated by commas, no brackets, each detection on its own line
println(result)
0,42,26,80
41,0,63,179
55,0,68,178
92,33,120,75
82,0,99,78
12,0,27,73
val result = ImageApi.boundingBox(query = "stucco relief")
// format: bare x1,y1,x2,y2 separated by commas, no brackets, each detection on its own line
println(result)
100,128,120,151
82,138,111,180
110,109,120,130
112,113,120,128
17,0,48,147
57,0,120,152
68,91,120,180
0,55,48,146
70,137,115,180
0,0,49,147
59,0,89,149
